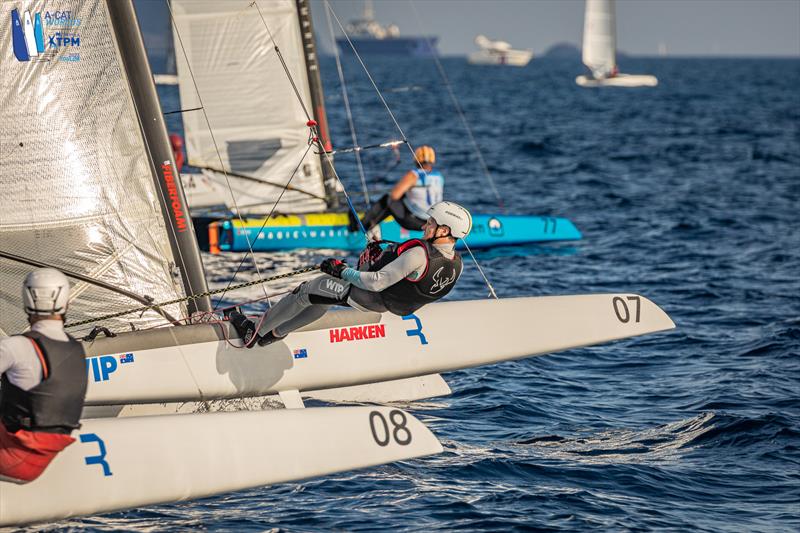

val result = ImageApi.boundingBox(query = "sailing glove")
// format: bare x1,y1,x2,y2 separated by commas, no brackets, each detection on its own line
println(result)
320,258,347,278
358,241,383,269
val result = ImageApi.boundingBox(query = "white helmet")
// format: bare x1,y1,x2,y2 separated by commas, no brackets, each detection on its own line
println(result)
22,268,71,315
428,201,472,239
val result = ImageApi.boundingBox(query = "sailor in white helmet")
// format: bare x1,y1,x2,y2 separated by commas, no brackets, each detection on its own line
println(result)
0,268,88,483
228,201,472,347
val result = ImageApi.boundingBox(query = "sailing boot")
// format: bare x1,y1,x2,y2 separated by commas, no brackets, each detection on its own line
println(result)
224,307,257,348
257,329,286,347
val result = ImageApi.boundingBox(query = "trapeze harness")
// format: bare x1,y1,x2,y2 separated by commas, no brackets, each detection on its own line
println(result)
369,239,462,316
1,331,87,435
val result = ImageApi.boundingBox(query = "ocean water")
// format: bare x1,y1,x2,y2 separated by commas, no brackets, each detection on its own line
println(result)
57,57,799,531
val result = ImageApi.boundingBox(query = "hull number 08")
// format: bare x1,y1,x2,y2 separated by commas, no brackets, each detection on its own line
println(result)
369,410,412,447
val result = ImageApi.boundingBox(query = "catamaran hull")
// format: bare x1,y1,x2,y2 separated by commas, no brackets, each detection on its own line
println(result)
80,295,674,406
576,73,658,87
212,213,582,252
0,407,441,527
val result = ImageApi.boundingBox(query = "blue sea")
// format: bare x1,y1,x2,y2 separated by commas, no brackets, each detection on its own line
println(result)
61,56,800,531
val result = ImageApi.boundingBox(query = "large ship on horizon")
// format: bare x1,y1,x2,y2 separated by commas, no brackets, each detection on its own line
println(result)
335,0,438,57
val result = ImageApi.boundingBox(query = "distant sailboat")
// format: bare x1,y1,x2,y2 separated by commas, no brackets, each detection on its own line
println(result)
468,35,533,67
575,0,657,87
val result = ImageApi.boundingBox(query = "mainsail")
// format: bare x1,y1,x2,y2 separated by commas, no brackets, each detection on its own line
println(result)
582,0,617,79
171,0,334,215
0,0,207,337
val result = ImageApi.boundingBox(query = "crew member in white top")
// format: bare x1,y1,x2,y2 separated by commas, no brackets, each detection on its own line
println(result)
228,201,472,347
349,145,445,237
0,268,88,483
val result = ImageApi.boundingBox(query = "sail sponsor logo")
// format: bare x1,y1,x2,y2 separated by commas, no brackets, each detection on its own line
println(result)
402,314,428,345
10,7,78,63
86,353,134,382
162,161,188,232
329,324,386,343
44,11,81,28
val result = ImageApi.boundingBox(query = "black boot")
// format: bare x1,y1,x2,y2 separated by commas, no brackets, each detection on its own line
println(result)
257,329,286,347
224,307,257,348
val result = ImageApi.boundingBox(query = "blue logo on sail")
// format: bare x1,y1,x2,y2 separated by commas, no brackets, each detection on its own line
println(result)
11,8,79,62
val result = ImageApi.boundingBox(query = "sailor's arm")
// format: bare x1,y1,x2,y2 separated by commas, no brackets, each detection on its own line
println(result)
390,171,418,200
340,247,426,292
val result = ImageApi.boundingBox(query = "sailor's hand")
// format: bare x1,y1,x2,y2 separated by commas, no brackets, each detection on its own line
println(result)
358,241,383,269
320,258,347,278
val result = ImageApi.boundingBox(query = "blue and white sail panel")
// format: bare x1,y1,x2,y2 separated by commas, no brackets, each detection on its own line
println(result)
0,0,188,337
582,0,617,79
171,0,328,214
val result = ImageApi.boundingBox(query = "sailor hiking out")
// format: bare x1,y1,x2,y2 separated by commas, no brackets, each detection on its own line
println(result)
0,268,88,484
230,201,471,347
349,145,444,238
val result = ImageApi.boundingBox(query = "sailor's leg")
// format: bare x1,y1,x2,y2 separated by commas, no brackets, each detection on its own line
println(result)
257,275,350,337
347,286,388,313
387,198,425,231
359,194,392,231
273,306,330,337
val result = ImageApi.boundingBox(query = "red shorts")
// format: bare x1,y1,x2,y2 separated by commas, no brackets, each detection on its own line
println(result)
0,421,75,483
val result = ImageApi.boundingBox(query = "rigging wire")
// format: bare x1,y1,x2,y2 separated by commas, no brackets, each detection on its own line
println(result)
326,0,500,298
64,266,320,330
166,0,271,306
324,2,370,206
409,0,505,210
250,1,369,238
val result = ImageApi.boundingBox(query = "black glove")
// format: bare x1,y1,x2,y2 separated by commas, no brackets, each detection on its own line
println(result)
357,241,383,269
320,258,347,278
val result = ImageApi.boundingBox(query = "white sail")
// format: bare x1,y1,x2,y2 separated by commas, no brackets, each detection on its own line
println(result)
582,0,617,79
171,0,328,214
0,0,189,337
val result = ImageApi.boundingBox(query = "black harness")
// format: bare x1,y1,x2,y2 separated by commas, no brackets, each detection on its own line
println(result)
1,331,87,434
369,239,462,316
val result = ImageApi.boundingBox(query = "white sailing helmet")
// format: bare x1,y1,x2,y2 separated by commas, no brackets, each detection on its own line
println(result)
428,201,472,239
22,268,71,315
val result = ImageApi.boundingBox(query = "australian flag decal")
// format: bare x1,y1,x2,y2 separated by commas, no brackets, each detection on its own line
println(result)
119,353,134,364
293,349,308,359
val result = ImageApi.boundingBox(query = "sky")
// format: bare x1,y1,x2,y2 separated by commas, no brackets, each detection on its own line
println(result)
135,0,800,64
312,0,800,57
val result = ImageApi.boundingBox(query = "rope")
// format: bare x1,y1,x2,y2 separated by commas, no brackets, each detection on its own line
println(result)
409,0,504,210
324,3,370,206
210,142,315,309
64,266,319,329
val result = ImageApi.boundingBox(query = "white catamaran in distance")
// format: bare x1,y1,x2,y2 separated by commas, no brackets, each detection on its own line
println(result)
468,35,533,67
576,0,658,87
0,0,674,527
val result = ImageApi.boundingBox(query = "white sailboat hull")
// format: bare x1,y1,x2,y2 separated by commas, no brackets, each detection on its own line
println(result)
576,73,658,87
0,407,441,527
468,49,533,66
81,295,674,406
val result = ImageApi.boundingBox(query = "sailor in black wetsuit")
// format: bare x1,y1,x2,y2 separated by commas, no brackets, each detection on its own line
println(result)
228,201,472,347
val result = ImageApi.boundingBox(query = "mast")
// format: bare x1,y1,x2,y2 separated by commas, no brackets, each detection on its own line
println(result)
296,0,339,208
106,0,211,314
